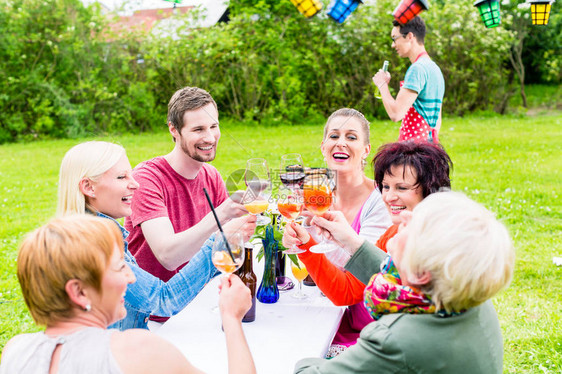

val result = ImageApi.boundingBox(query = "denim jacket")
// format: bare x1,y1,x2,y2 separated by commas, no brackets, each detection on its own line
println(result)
96,213,219,330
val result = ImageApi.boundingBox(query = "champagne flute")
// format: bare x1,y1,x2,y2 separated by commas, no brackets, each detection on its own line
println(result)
244,158,272,226
280,153,305,192
303,168,338,253
290,257,308,299
277,186,305,254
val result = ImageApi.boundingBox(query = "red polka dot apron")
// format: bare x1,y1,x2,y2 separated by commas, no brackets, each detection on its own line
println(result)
398,105,438,143
398,52,439,144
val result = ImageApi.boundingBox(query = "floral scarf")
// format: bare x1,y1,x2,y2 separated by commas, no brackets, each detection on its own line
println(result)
364,256,435,320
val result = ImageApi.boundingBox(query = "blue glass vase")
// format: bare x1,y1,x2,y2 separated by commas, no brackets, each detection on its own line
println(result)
257,225,279,303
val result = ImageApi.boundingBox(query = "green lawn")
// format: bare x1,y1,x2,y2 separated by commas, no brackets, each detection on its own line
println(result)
1,112,561,373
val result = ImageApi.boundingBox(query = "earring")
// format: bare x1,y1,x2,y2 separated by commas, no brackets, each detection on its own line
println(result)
84,304,91,312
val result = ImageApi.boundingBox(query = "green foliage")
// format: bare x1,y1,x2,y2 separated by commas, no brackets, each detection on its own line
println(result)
0,0,559,143
0,0,161,142
501,0,562,84
423,2,515,114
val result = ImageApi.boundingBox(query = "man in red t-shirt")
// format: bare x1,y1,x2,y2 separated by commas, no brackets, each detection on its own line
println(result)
125,86,256,322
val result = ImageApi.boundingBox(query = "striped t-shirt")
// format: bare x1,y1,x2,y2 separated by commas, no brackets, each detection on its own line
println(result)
402,56,445,129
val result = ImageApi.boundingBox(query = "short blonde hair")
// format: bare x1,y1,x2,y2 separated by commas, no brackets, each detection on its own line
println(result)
17,215,124,326
323,108,370,146
57,141,126,215
402,191,514,313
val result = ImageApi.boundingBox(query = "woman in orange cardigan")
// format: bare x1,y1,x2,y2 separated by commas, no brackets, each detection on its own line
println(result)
284,141,453,350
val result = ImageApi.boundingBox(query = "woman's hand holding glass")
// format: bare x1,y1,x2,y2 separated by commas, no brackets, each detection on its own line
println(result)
282,221,311,250
218,274,252,322
310,211,365,256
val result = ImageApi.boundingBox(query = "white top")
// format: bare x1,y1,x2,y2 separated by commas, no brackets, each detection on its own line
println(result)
0,327,123,374
324,189,392,269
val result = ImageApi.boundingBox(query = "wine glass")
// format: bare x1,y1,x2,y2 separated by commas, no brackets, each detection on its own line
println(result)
277,186,305,254
280,153,305,192
290,257,308,299
244,158,272,226
211,232,245,313
303,168,338,254
212,232,245,275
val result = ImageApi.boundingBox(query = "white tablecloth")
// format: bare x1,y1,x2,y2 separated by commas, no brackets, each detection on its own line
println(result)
155,255,344,374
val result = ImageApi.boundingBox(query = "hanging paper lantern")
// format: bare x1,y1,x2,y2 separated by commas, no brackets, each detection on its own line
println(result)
528,0,555,25
474,0,501,28
327,0,363,23
290,0,323,18
393,0,429,25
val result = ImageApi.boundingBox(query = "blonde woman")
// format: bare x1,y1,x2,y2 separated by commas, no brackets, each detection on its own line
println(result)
0,215,255,374
57,141,255,330
288,108,392,356
295,192,515,373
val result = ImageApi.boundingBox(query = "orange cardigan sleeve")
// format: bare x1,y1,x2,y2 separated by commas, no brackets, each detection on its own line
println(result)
297,239,366,306
295,225,398,307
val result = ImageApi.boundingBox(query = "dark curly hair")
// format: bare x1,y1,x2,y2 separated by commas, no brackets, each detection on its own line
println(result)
373,141,452,198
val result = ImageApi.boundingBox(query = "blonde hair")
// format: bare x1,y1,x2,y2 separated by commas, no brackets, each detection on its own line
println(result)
402,191,515,313
17,215,124,326
57,141,126,215
323,108,370,146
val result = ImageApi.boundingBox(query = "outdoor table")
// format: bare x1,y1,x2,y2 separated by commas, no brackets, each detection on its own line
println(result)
154,252,345,374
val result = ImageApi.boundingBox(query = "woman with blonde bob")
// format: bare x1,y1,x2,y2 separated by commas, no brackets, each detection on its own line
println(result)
57,141,255,330
0,215,255,374
294,191,515,373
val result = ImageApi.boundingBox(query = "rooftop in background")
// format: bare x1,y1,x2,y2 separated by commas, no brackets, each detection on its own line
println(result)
83,0,229,28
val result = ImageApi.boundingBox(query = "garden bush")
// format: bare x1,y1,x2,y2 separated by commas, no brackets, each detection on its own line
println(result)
0,0,557,143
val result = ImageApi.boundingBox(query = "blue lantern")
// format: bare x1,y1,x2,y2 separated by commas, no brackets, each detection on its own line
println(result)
327,0,363,24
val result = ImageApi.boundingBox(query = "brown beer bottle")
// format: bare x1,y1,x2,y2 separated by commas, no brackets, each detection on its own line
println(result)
236,242,257,322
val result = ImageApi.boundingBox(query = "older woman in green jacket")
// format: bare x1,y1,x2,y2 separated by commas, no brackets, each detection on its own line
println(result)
295,191,514,373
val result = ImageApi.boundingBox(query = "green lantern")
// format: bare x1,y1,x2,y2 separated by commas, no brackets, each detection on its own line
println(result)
528,0,555,25
474,0,501,28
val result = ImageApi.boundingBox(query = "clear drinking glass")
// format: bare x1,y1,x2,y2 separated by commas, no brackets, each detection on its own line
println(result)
279,153,305,192
212,232,245,275
290,257,308,299
277,186,305,254
244,158,272,226
303,168,338,254
211,232,245,313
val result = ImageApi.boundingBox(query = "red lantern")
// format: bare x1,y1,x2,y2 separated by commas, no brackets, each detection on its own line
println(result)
393,0,430,25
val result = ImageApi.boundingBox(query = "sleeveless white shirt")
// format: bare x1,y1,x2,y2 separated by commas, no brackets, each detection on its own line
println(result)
0,327,123,374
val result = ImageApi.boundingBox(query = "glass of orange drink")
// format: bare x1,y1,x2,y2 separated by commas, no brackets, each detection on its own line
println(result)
278,187,305,254
290,257,309,299
244,158,272,226
303,168,338,253
212,232,245,275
